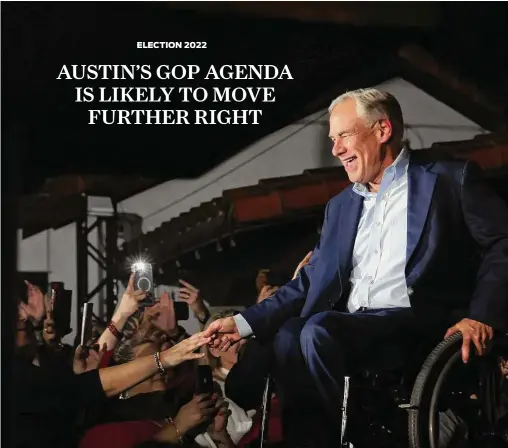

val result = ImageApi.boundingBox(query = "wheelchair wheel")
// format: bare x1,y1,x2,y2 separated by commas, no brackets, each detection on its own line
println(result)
408,332,508,448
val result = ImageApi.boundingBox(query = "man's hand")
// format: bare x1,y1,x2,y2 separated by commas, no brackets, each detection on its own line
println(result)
257,285,279,304
203,317,242,351
445,318,494,363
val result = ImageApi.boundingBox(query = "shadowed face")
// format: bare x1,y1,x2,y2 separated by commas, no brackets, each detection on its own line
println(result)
329,98,393,188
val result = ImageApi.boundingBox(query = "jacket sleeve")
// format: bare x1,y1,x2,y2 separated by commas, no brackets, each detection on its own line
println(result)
461,161,508,331
240,201,332,343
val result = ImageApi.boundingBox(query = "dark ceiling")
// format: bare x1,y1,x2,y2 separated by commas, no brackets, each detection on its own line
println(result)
2,2,507,195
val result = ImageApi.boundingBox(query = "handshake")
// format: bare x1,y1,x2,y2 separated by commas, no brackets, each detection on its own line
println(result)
202,250,314,350
202,317,243,351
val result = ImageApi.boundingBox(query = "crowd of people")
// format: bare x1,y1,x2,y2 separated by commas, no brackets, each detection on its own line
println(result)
13,88,508,448
14,261,307,448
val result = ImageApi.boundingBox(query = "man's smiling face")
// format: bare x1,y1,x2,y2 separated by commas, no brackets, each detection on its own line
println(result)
329,98,387,186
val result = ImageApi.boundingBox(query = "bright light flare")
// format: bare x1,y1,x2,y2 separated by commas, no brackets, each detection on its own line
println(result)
133,261,146,272
128,255,150,273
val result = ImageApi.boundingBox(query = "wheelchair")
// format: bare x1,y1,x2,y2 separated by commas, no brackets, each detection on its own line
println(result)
258,332,508,448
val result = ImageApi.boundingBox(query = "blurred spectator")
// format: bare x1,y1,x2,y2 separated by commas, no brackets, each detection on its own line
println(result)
13,278,210,448
80,290,229,448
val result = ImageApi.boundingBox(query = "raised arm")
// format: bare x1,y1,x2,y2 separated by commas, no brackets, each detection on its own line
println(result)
96,273,146,351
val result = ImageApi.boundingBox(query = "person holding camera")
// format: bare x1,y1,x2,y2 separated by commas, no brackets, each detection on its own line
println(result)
79,292,231,448
14,286,211,448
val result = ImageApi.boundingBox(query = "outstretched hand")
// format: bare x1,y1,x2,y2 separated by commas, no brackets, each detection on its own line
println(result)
160,331,211,368
444,318,494,364
202,317,242,351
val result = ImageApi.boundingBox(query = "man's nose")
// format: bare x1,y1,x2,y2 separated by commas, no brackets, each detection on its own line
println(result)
332,140,346,158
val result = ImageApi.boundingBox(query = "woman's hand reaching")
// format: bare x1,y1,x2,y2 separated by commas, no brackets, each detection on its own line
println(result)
160,332,211,369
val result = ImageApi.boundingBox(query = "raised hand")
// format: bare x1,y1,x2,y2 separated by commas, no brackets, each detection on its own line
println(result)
22,280,46,322
116,273,147,317
178,279,207,318
18,303,29,323
202,317,241,351
160,332,210,368
445,318,494,363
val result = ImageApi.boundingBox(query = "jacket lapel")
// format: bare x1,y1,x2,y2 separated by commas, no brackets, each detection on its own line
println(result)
337,190,363,284
406,162,437,277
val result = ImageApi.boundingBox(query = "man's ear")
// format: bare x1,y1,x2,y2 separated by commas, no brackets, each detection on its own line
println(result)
378,119,393,144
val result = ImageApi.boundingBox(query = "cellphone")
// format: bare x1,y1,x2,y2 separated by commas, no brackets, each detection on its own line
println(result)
132,262,155,307
80,302,94,347
195,365,214,395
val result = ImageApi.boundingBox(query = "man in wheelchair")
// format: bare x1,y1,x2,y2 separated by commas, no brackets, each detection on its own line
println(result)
204,89,508,447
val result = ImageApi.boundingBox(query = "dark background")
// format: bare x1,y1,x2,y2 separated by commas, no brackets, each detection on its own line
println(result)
3,2,507,194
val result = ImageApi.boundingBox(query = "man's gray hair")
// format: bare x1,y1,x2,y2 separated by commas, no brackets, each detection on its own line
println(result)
328,88,404,144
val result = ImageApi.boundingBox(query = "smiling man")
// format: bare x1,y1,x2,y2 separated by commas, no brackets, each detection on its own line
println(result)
204,88,508,446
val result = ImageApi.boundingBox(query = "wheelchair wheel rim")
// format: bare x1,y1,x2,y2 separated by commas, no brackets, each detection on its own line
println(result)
428,350,462,448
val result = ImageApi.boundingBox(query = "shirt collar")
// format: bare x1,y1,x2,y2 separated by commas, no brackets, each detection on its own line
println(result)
352,146,409,198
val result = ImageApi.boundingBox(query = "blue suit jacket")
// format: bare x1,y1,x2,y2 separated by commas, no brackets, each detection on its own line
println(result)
241,152,508,342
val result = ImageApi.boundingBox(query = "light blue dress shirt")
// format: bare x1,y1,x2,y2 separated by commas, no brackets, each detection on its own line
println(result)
347,147,411,312
235,148,411,338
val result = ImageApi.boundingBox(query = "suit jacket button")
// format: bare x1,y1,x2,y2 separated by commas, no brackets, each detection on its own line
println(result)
328,299,335,308
407,287,414,296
